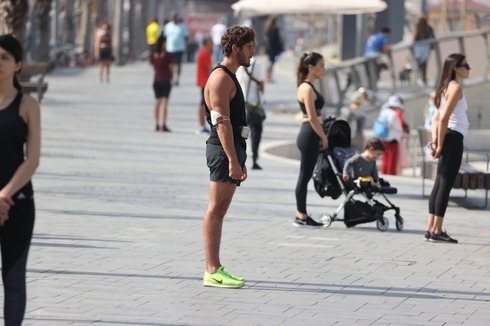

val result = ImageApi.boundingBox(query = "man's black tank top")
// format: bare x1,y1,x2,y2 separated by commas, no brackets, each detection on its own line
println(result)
0,92,33,199
204,64,246,147
298,81,325,117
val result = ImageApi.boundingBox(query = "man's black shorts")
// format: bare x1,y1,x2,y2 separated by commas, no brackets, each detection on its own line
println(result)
170,51,184,65
206,143,247,185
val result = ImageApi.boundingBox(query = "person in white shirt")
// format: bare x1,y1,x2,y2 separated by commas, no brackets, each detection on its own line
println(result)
425,53,470,244
236,58,266,169
210,18,227,65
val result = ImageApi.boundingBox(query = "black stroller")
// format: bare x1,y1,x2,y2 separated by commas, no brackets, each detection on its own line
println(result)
313,117,404,231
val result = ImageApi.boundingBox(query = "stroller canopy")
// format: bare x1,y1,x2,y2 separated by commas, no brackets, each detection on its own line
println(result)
323,117,351,149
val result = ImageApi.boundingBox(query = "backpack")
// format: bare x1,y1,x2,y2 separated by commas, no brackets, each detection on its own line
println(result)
372,112,389,139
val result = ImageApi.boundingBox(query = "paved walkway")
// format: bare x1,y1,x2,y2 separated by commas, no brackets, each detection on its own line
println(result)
10,60,490,325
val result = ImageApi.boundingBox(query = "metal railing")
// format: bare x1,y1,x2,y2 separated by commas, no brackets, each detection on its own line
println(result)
321,28,490,109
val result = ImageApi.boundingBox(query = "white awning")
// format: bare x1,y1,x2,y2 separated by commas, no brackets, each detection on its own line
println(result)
231,0,388,17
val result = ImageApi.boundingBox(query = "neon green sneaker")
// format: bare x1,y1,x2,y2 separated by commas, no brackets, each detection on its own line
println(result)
221,266,245,282
203,266,245,288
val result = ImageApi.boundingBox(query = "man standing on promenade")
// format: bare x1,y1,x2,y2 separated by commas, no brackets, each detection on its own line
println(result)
195,37,213,134
202,25,256,288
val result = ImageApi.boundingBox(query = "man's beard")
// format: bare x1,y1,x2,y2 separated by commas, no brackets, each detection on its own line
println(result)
238,51,251,67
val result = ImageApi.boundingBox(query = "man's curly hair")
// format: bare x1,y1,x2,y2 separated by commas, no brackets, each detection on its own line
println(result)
221,25,255,57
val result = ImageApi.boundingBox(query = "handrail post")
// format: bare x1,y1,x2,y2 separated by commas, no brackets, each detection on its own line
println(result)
387,52,397,94
458,36,466,57
432,41,443,86
482,30,490,79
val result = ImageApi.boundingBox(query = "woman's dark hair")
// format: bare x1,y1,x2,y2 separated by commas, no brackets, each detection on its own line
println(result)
221,25,255,57
415,16,428,34
296,52,323,86
434,53,466,108
264,16,278,31
155,35,166,53
0,34,23,91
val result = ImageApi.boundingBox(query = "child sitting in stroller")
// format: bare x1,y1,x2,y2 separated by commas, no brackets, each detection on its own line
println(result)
342,137,385,189
320,137,404,231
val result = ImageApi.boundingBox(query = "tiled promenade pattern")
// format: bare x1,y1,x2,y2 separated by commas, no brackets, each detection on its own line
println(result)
3,60,488,325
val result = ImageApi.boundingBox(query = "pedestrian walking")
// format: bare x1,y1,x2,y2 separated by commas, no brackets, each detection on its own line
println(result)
413,15,435,86
202,26,256,288
146,18,161,54
293,52,328,228
94,21,113,83
196,37,213,134
339,87,369,153
394,97,410,175
425,53,471,244
163,13,188,86
0,34,41,326
264,16,284,83
151,35,173,132
210,17,227,65
236,57,266,170
373,95,404,175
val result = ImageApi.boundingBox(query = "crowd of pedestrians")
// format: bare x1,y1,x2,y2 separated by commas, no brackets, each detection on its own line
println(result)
0,11,477,323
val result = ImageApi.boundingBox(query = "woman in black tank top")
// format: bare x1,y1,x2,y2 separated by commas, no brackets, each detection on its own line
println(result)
0,34,41,325
292,52,328,228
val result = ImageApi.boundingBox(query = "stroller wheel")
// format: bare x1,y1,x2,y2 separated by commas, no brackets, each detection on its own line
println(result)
395,215,404,231
376,217,389,231
321,214,333,227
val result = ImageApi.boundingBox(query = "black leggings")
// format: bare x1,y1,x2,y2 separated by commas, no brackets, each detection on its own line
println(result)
0,198,35,326
429,130,464,217
295,123,320,214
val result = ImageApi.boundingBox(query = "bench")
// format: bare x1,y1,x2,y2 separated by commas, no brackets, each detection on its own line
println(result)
18,63,49,103
418,128,490,208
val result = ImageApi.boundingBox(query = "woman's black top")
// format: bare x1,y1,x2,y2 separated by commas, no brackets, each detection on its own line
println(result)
0,92,33,199
205,65,247,147
298,81,325,117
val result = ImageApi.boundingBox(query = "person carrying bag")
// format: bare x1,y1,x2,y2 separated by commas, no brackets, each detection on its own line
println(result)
237,58,266,169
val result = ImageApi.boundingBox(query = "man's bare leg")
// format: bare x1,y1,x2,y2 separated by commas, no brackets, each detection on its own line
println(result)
203,181,236,273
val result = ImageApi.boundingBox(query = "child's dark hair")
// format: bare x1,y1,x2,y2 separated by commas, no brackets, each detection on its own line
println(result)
365,137,385,151
0,34,23,91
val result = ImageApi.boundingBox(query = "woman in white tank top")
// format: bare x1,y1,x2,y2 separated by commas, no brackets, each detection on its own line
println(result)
425,53,471,244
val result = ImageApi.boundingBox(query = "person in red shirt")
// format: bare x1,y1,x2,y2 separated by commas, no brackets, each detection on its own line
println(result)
195,37,214,134
151,35,173,132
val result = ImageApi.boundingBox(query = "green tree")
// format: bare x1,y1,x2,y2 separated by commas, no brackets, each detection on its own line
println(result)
0,0,29,52
35,0,52,61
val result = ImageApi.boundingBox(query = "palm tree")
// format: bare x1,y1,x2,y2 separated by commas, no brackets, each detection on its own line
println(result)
76,0,93,57
35,0,52,62
0,0,29,51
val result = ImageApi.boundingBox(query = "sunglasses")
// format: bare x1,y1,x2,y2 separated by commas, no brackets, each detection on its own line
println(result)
458,63,471,70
